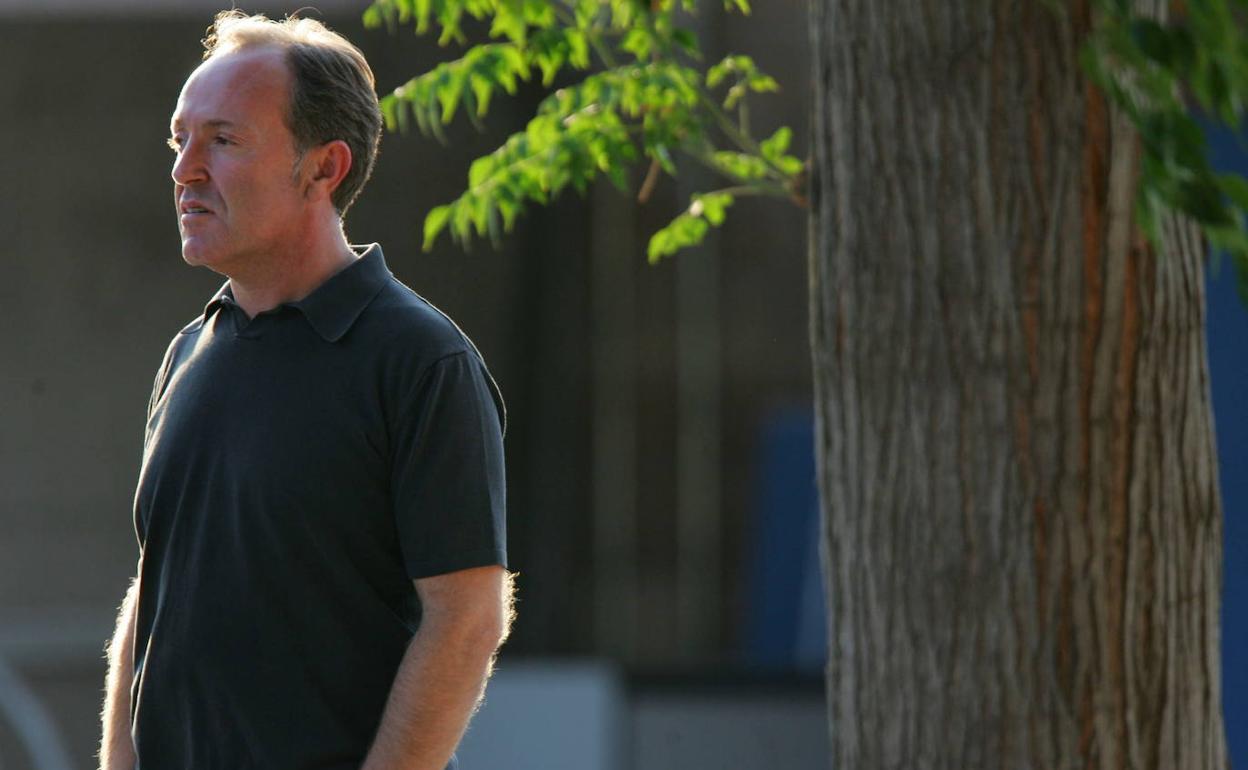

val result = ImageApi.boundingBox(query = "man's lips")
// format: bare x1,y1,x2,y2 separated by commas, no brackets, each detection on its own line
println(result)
180,213,213,232
179,199,214,215
180,204,215,230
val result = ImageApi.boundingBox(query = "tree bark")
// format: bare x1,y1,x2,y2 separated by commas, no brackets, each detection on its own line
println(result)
808,1,1227,768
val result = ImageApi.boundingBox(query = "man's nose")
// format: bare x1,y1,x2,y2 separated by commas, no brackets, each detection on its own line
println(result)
171,141,207,186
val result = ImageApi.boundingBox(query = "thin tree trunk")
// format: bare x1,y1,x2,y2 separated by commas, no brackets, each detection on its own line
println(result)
808,1,1227,767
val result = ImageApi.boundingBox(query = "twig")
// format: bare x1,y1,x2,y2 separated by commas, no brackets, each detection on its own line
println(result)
638,159,662,203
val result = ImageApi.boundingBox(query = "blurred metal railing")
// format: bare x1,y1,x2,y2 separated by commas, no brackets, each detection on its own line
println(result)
0,608,108,770
0,653,74,770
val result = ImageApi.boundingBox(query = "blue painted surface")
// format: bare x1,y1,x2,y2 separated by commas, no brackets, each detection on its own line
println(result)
1203,121,1248,766
744,408,825,670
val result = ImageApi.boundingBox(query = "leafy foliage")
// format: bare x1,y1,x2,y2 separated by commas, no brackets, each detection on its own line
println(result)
364,0,802,260
1085,0,1248,291
648,191,734,260
367,0,1248,279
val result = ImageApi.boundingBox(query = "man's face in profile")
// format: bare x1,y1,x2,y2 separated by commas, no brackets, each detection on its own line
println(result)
168,46,307,276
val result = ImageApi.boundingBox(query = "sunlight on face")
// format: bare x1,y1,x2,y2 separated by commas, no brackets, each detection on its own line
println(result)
168,47,307,278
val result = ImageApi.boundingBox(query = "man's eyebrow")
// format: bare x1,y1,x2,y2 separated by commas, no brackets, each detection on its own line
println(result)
168,119,239,133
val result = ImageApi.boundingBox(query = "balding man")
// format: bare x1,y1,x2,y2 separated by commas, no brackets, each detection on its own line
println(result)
99,12,511,770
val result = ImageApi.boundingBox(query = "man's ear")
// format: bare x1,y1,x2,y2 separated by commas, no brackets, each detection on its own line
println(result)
301,140,353,205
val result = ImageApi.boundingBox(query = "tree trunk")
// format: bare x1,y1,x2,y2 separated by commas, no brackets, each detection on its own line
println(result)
808,1,1227,768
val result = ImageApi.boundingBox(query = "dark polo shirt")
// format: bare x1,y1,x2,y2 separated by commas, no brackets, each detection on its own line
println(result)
130,243,506,770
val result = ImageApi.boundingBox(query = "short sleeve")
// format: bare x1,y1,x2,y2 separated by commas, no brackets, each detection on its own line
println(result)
135,336,182,548
391,351,507,579
143,338,179,443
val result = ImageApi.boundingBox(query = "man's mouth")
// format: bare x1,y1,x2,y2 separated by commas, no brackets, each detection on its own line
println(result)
180,198,214,215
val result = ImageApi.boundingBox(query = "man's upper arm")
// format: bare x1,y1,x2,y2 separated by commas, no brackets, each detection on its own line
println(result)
391,351,507,580
413,565,512,641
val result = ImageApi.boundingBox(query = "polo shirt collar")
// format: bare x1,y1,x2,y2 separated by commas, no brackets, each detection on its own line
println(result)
201,243,391,342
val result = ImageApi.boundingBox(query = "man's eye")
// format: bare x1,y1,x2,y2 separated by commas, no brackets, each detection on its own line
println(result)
166,137,183,152
213,135,234,146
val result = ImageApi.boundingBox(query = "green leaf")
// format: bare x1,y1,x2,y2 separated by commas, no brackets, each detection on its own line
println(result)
748,74,779,93
385,43,535,135
649,191,737,262
707,55,753,89
567,30,591,69
490,9,528,45
486,200,502,246
712,151,772,180
609,0,640,31
1219,172,1248,212
651,143,676,174
622,28,653,61
1176,177,1235,227
1167,25,1198,71
380,93,399,132
573,0,598,28
648,213,708,262
1207,57,1232,114
535,50,563,85
423,203,453,251
760,126,792,161
470,73,494,116
371,2,804,258
1128,18,1172,66
437,72,462,123
673,27,699,57
605,163,630,191
469,194,490,236
414,0,432,32
777,156,803,175
692,191,734,225
497,193,521,230
395,96,410,133
468,155,496,188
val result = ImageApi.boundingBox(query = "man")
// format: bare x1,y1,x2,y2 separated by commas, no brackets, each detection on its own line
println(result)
98,11,512,770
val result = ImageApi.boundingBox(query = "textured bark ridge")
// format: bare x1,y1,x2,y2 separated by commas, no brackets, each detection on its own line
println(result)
808,1,1227,768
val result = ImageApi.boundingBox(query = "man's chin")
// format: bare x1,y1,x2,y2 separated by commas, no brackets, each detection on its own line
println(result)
180,240,217,269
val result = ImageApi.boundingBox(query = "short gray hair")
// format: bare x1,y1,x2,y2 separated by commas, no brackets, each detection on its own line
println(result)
203,11,383,216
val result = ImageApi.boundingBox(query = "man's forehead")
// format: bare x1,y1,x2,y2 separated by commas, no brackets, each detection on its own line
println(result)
171,47,290,125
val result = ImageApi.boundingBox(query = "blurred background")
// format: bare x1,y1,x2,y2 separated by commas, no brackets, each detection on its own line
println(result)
0,1,1244,768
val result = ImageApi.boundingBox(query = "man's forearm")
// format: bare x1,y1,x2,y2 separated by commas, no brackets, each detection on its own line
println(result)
99,577,139,770
360,617,502,770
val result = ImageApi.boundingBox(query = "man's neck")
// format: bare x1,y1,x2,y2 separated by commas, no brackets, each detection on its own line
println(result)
228,224,358,319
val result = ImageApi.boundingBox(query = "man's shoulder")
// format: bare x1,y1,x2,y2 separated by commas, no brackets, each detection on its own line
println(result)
153,315,206,362
357,275,485,362
176,315,207,337
155,314,206,361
